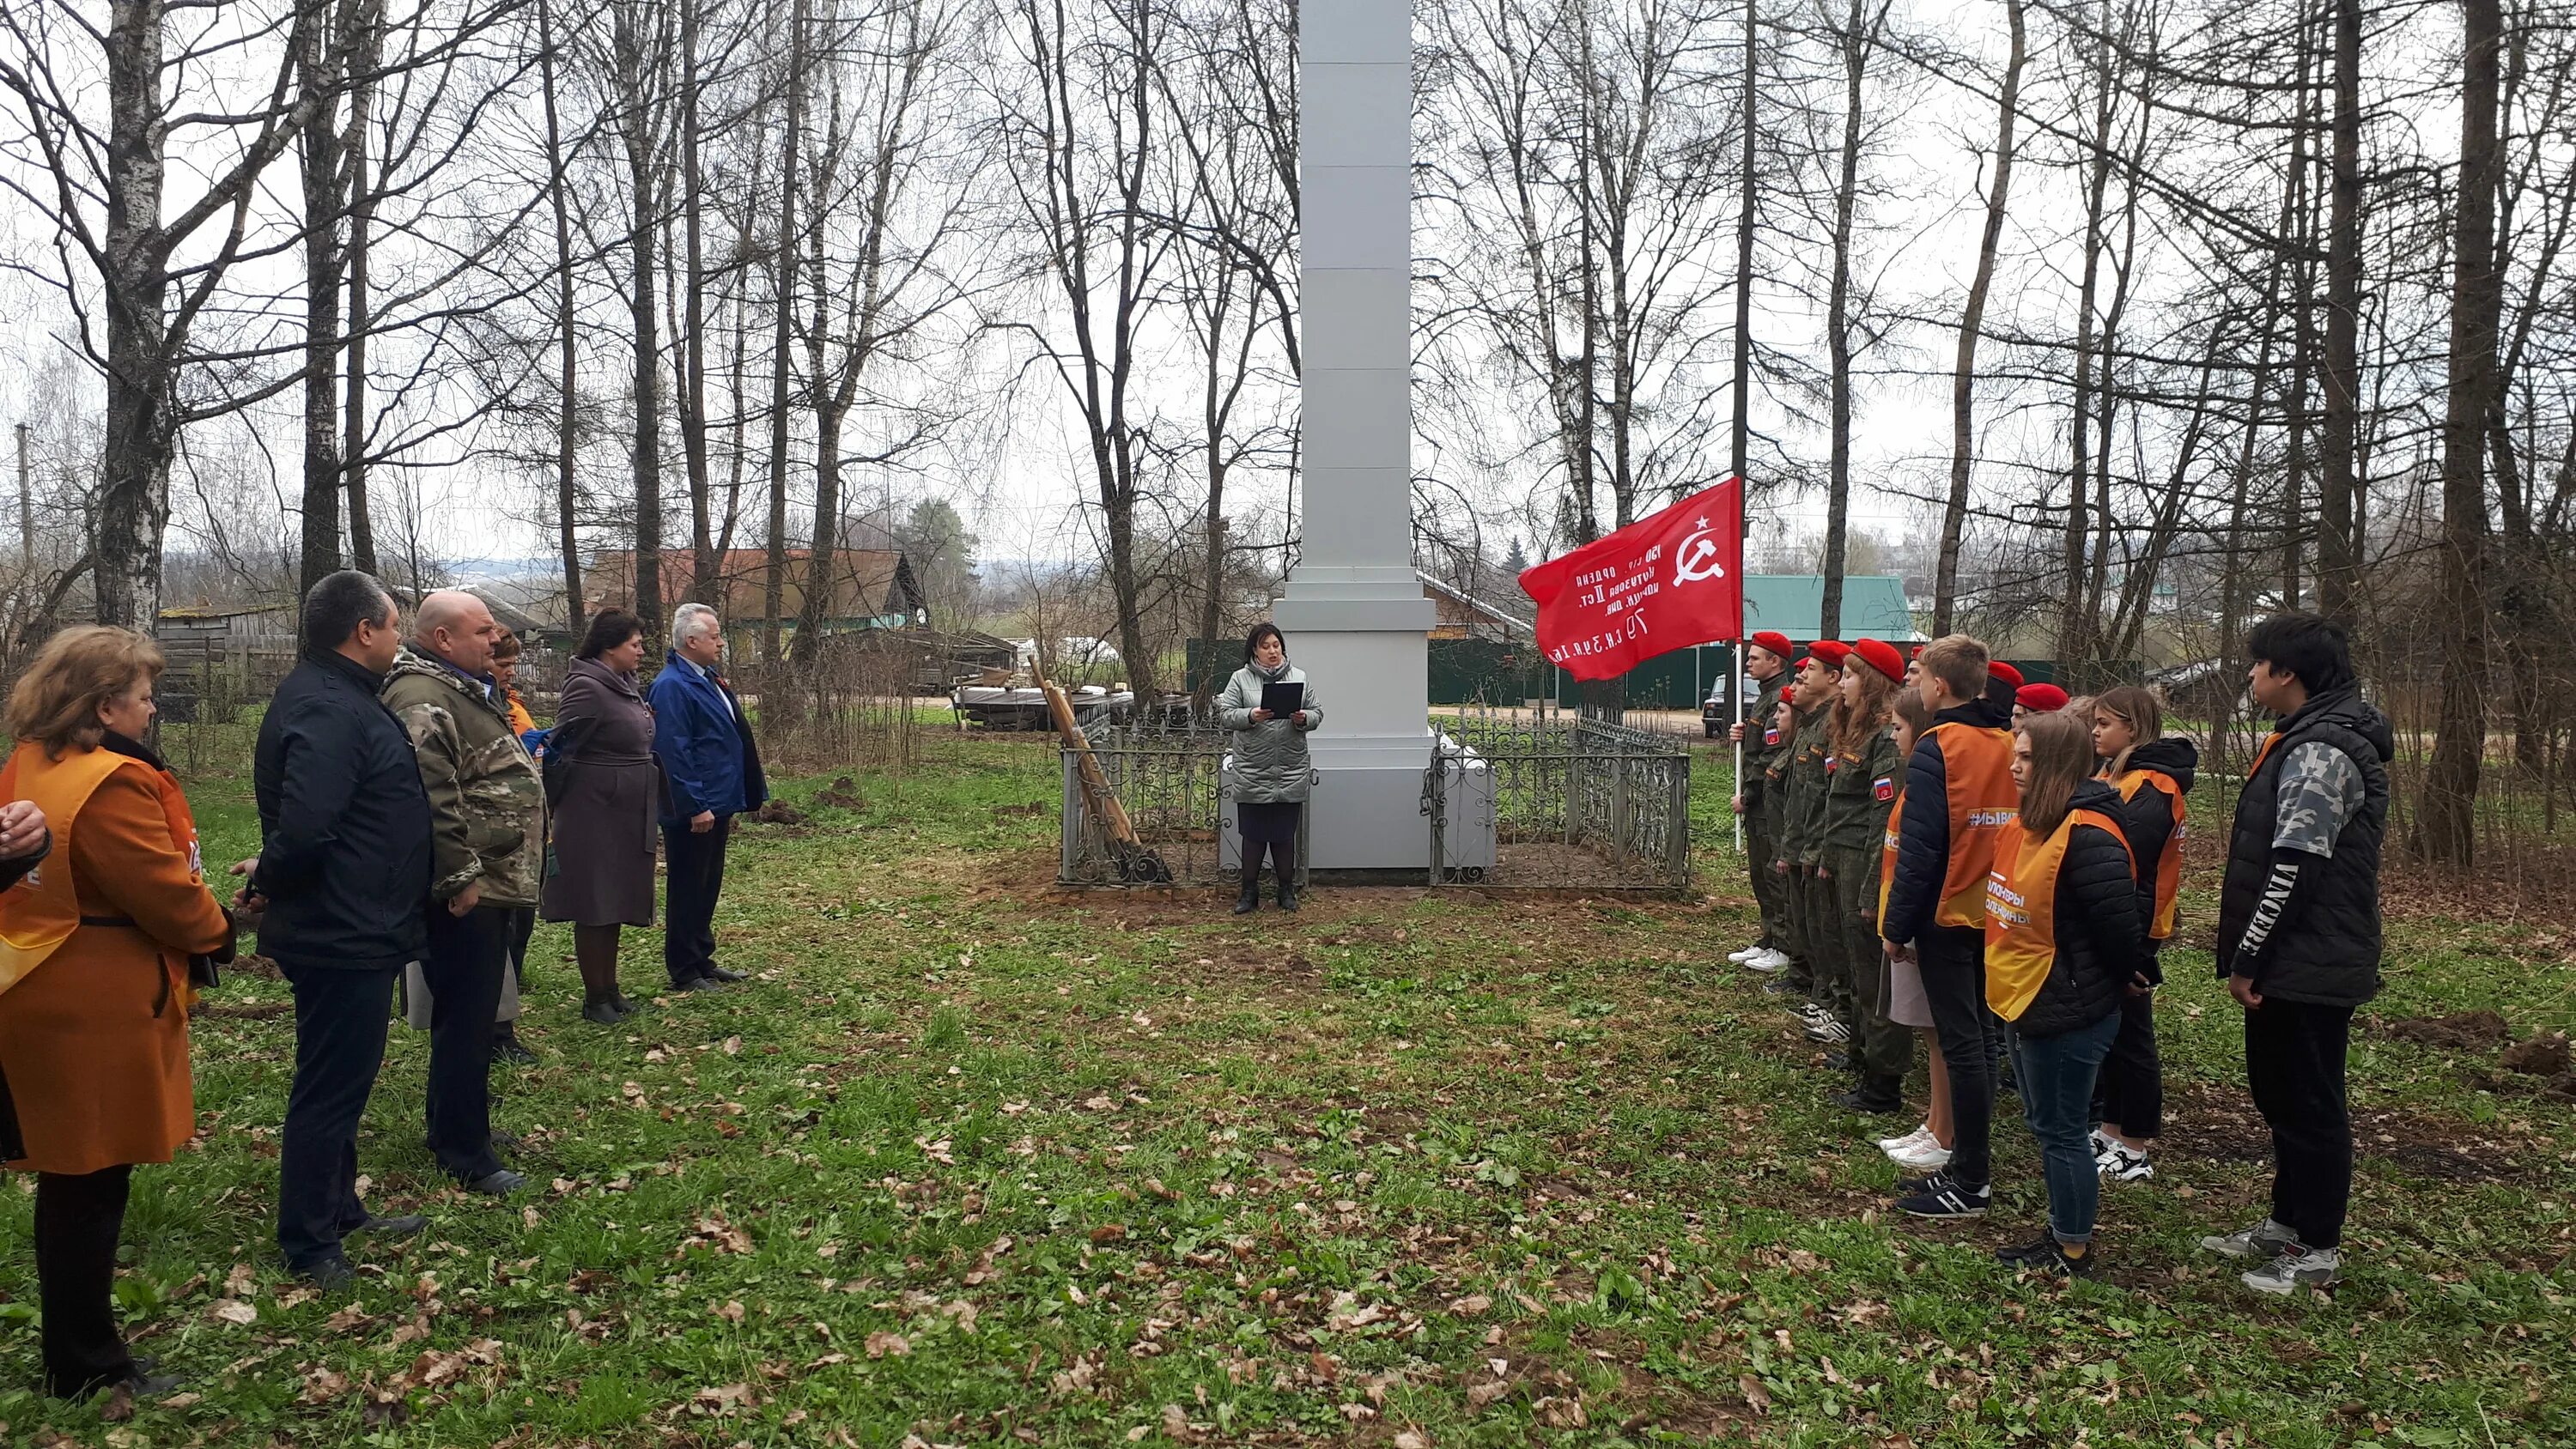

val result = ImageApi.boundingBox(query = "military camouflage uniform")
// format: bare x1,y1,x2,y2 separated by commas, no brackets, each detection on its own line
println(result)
380,648,546,908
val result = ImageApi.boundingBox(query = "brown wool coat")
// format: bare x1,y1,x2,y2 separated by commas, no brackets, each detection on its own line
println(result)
0,753,234,1176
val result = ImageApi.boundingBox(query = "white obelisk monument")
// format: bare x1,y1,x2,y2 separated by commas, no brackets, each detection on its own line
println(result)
1273,0,1442,868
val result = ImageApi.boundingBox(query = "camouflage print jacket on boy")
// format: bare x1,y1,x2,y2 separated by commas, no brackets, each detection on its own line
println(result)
380,647,547,908
1784,704,1836,869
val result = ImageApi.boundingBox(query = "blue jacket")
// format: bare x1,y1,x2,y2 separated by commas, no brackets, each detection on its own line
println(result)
647,652,769,825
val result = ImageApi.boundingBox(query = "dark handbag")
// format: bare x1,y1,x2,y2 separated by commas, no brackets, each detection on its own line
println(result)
189,904,240,991
543,715,593,808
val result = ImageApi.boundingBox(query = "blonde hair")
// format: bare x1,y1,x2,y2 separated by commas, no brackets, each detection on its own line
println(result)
7,626,165,757
1917,634,1990,700
2093,684,2162,779
2014,710,2094,837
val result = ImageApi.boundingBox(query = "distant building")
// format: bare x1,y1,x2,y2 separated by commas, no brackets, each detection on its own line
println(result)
1741,574,1921,642
586,549,927,642
1419,571,1534,642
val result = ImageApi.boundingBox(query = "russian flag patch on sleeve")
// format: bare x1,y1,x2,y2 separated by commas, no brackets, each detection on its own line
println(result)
1872,777,1895,802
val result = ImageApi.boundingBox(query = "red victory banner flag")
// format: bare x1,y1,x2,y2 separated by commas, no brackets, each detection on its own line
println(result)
1517,477,1745,682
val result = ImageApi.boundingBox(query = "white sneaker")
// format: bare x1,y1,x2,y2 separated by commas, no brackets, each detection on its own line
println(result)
1877,1123,1934,1152
2089,1128,2114,1161
1806,1015,1853,1045
1746,949,1791,973
1888,1138,1953,1173
2099,1143,2154,1182
1727,943,1765,964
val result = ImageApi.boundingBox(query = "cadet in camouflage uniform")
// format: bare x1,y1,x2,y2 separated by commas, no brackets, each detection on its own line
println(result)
1822,639,1911,1112
1728,634,1796,972
1761,688,1812,997
380,591,544,1196
1784,644,1849,1044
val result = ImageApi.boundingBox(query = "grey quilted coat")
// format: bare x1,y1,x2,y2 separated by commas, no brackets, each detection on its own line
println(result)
1216,660,1322,803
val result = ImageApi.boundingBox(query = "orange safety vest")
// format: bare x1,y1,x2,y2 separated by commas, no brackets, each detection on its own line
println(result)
1876,793,1904,931
0,743,207,999
1983,808,2132,1022
2113,768,2186,939
1925,721,2018,928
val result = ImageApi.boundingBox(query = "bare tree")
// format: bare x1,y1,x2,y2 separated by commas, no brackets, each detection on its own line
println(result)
2417,0,2505,866
1929,0,2026,636
990,0,1176,694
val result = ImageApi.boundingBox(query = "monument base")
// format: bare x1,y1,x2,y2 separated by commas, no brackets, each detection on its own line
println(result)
1217,737,1498,876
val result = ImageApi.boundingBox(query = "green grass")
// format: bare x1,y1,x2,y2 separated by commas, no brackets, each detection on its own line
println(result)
1,737,2572,1446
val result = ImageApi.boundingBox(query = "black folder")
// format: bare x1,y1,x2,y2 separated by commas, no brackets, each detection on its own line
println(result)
1260,680,1304,716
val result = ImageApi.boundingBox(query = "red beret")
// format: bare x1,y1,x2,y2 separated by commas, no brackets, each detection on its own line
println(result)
1988,660,2025,688
1850,638,1905,682
2017,683,2070,712
1910,645,1924,660
1748,631,1793,660
1806,640,1850,670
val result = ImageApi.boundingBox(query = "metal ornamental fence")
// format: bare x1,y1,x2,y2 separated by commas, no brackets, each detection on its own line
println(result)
1060,715,1690,893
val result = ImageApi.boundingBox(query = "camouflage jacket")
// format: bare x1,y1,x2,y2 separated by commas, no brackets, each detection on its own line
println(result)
380,647,546,908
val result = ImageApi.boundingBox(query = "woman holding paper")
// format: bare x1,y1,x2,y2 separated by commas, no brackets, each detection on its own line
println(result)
1217,622,1321,914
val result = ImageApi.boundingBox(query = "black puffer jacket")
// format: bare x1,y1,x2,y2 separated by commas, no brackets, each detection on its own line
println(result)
2216,685,2392,1007
2014,780,2148,1039
2112,736,2198,973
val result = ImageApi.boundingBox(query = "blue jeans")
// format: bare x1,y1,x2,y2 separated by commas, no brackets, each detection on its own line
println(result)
2013,1009,2122,1244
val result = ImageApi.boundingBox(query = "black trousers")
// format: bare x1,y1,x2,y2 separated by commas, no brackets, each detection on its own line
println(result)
2246,997,2354,1249
277,961,398,1272
508,906,535,989
1916,925,2002,1187
422,904,510,1182
35,1163,133,1396
664,815,734,985
2095,987,2164,1139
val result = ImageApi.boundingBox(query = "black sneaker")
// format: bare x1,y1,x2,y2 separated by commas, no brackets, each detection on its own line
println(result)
1996,1232,2096,1277
1895,1172,1990,1219
1832,1079,1905,1114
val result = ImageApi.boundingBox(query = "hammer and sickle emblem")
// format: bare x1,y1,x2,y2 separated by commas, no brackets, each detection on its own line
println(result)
1672,523,1726,586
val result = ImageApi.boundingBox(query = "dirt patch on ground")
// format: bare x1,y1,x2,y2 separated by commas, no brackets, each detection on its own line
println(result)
2160,1082,2533,1183
2501,1033,2572,1076
2378,1010,2514,1051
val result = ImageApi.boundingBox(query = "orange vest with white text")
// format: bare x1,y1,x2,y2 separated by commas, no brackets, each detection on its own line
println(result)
1983,808,2132,1022
2112,768,2186,940
1925,721,2018,929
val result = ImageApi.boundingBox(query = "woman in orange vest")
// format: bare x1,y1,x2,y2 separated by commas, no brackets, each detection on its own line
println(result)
1984,710,2148,1278
0,627,234,1397
2087,684,2196,1184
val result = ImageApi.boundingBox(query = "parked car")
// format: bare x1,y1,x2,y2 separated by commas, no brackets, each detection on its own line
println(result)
1702,684,1728,738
